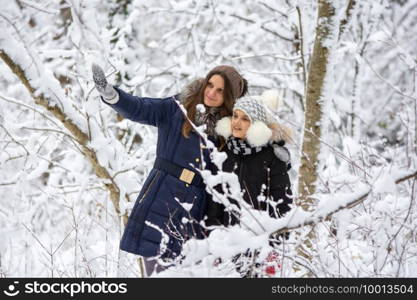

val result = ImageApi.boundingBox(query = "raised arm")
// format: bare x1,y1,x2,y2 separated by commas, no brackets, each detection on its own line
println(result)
92,64,177,127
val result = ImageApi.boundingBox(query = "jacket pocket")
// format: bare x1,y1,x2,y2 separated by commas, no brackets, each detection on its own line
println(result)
138,170,160,204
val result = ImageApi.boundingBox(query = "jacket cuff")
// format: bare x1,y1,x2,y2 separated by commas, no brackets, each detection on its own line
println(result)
101,86,119,104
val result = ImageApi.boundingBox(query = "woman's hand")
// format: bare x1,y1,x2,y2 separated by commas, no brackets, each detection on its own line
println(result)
92,64,118,103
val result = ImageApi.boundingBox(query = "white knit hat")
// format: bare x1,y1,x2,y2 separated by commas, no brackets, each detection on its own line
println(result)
215,90,281,147
233,97,268,123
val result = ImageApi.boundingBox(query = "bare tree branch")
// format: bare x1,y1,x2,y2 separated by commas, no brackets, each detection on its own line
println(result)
229,14,294,42
296,5,307,101
338,0,356,40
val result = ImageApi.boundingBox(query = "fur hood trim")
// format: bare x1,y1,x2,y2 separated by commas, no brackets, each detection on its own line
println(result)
178,78,204,103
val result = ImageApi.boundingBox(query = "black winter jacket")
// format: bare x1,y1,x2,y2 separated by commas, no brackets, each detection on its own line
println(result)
205,144,292,227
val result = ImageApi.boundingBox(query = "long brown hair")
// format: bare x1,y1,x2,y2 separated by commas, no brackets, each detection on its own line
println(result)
181,70,239,138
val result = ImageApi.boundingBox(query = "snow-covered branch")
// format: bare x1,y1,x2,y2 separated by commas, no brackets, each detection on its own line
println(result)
0,47,126,225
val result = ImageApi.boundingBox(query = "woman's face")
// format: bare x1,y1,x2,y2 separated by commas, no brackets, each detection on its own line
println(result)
203,74,225,107
231,109,251,139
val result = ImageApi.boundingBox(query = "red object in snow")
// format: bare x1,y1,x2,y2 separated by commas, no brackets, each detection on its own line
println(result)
264,251,281,276
265,265,276,275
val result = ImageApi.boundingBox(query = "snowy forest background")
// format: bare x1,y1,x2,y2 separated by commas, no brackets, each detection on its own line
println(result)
0,0,416,277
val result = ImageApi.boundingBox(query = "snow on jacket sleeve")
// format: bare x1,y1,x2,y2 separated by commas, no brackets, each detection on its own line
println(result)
268,158,293,218
102,86,177,127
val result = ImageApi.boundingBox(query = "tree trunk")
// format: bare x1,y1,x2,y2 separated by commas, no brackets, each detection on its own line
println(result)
295,0,341,273
297,0,338,210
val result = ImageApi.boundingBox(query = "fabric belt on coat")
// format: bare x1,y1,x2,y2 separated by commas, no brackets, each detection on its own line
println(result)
154,157,204,188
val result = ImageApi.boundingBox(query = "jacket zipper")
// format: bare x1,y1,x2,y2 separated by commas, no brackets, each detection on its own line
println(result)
138,170,160,204
238,155,243,179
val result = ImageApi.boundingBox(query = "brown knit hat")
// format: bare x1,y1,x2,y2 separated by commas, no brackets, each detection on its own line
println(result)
207,65,247,100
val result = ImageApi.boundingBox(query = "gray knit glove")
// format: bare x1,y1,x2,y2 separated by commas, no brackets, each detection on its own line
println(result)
92,64,119,103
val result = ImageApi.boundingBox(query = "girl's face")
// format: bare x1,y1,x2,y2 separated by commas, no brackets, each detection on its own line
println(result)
231,109,251,139
203,75,225,107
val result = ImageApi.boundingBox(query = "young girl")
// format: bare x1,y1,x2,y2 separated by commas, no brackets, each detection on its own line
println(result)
92,64,248,276
206,94,293,276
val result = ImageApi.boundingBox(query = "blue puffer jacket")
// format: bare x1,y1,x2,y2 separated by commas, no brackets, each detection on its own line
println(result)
105,87,210,259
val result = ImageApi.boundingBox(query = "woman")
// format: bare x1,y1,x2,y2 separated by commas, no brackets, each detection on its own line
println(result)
206,94,293,276
92,64,248,276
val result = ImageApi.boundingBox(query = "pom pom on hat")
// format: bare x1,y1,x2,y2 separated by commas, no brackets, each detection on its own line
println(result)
261,89,281,111
254,89,282,123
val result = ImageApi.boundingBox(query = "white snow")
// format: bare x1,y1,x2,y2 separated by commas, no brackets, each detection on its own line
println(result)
0,0,416,279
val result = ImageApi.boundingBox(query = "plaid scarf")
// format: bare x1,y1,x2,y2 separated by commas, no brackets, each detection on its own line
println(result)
226,136,264,155
194,106,221,136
